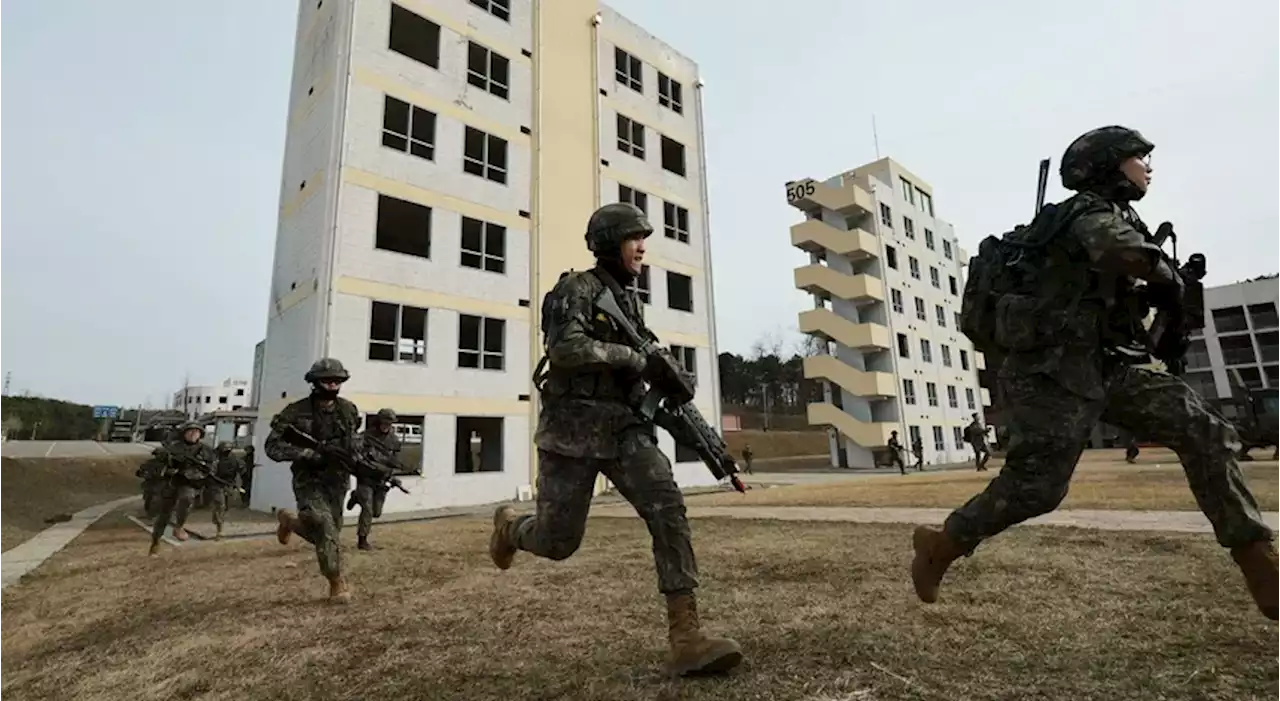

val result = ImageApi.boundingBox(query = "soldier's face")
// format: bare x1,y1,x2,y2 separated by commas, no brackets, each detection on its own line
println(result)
376,419,393,434
1120,154,1152,193
183,429,202,443
620,236,645,275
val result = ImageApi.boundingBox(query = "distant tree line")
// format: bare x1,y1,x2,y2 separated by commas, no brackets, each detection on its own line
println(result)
1,396,100,441
717,333,825,419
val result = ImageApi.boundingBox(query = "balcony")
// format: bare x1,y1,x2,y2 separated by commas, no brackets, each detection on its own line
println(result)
785,178,874,217
806,402,896,448
790,219,878,260
794,265,885,305
803,355,896,398
798,308,892,351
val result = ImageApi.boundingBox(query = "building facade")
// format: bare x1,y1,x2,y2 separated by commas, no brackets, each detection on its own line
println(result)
172,378,253,420
252,0,722,514
1182,276,1279,400
787,158,989,468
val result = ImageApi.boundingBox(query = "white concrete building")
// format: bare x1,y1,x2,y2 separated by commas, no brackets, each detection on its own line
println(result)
787,158,989,468
253,0,721,514
1183,276,1279,400
172,378,253,420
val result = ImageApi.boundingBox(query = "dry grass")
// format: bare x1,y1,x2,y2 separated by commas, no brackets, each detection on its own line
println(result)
2,510,1277,701
725,430,828,460
704,455,1280,512
1,456,144,552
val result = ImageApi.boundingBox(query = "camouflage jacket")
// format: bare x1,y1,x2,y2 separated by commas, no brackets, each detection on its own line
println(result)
162,440,217,485
264,395,361,487
964,421,987,445
214,453,241,483
1001,190,1179,400
536,266,649,459
357,429,404,485
136,451,167,481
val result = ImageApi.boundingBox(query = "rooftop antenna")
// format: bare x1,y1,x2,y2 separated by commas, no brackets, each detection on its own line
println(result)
872,114,881,159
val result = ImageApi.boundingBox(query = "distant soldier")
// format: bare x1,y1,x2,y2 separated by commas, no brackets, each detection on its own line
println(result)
1125,436,1140,464
347,408,404,551
911,435,925,471
207,442,241,539
240,445,256,507
149,422,216,555
741,444,754,475
136,445,169,518
965,414,991,471
265,358,361,603
887,431,907,475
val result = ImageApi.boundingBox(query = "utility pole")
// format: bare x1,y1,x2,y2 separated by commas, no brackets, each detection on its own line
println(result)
3,371,11,396
760,382,772,432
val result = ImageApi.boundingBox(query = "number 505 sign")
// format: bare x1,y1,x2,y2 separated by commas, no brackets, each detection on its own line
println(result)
785,180,816,202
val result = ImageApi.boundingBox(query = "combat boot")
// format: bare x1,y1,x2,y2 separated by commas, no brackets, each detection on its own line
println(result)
148,541,160,556
215,524,224,541
1230,540,1278,620
328,575,352,604
276,509,298,545
172,526,189,542
911,525,966,603
357,536,374,551
489,505,518,570
665,593,743,676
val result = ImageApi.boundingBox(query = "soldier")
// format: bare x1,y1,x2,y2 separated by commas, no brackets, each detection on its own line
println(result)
1124,436,1141,464
240,444,255,507
148,422,216,555
912,126,1277,620
911,434,925,471
887,431,907,475
136,445,169,518
347,408,403,551
488,203,744,676
741,444,754,475
264,358,361,603
207,442,241,540
965,414,991,471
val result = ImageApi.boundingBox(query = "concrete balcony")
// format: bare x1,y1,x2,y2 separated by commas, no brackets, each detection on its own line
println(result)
806,402,896,448
790,220,878,260
785,178,874,217
798,308,892,351
794,265,885,305
980,387,992,407
803,355,896,399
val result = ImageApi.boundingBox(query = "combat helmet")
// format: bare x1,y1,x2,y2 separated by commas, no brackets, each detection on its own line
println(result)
304,357,350,383
1059,126,1154,192
216,441,233,453
179,421,205,438
584,203,653,257
375,408,398,423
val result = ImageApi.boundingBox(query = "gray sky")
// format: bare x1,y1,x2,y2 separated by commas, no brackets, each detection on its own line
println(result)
3,0,1276,407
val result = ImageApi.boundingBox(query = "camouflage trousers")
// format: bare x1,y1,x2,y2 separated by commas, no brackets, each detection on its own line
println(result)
352,482,388,539
945,365,1274,550
206,485,230,527
292,476,347,579
142,479,164,517
511,437,699,594
149,482,197,543
969,442,990,469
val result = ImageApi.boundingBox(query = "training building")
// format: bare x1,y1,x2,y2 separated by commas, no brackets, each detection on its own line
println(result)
252,0,722,514
786,159,990,468
1183,276,1279,399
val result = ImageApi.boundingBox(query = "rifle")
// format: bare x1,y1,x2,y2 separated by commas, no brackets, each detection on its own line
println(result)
281,426,410,494
593,287,747,493
1034,158,1051,215
1146,222,1206,376
165,454,244,493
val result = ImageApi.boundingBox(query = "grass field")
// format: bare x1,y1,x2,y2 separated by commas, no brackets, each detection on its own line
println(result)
725,430,828,460
2,511,1276,701
1,455,144,552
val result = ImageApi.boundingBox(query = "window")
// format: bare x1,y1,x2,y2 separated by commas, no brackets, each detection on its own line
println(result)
960,350,970,371
1220,335,1256,365
376,194,431,258
466,42,510,99
469,0,510,22
933,425,945,452
455,416,503,473
920,191,934,216
236,388,245,396
460,217,506,274
636,265,651,304
658,73,683,114
458,315,505,370
897,333,910,359
908,425,922,448
368,301,428,363
953,426,965,449
618,184,648,214
670,345,697,380
900,177,915,205
891,288,904,314
903,217,915,239
664,201,689,243
965,387,975,410
886,245,898,270
218,396,228,404
920,339,932,363
1186,339,1211,368
614,47,642,92
389,4,440,68
205,396,211,404
1249,302,1278,329
1212,307,1249,333
914,296,927,321
667,271,693,312
382,95,436,160
1257,331,1278,363
926,382,938,407
661,135,687,176
929,267,940,288
879,203,893,228
903,379,916,405
936,305,947,327
909,256,920,279
924,228,935,250
463,127,507,184
947,385,958,408
949,275,958,296
616,114,645,158
943,239,953,260
941,344,952,367
955,311,962,329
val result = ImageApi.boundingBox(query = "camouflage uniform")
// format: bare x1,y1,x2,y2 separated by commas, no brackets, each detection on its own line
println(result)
914,126,1277,620
207,443,241,537
964,417,991,470
240,445,255,507
136,446,169,518
489,203,742,676
351,409,402,550
887,432,907,474
149,424,216,551
264,358,360,601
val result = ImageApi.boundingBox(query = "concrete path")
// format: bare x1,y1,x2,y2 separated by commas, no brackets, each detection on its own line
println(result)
1,440,159,459
591,504,1280,535
1,495,139,590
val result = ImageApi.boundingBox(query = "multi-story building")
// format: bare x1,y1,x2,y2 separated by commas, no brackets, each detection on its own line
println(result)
787,158,989,468
1183,276,1279,399
172,378,253,420
252,0,721,514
